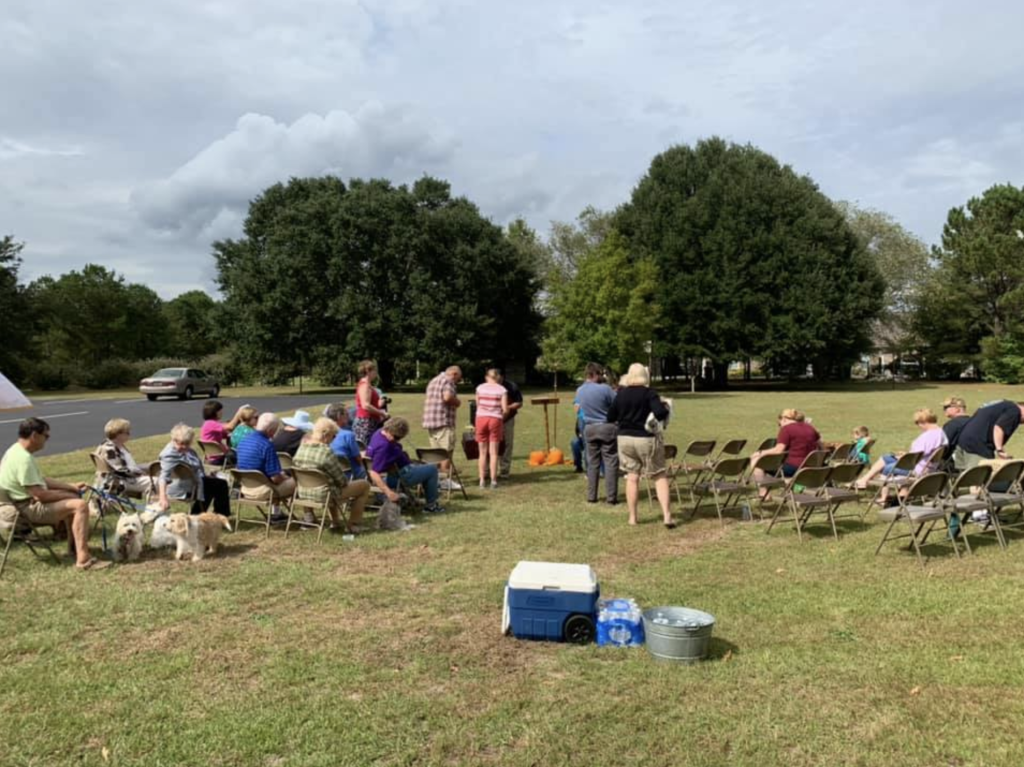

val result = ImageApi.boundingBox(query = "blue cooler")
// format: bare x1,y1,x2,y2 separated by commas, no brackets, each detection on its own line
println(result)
504,561,599,644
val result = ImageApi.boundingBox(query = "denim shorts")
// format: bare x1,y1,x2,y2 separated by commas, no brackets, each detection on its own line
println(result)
881,453,910,476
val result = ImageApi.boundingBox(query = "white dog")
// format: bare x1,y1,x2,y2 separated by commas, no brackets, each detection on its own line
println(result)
166,512,232,562
147,514,176,549
113,513,144,562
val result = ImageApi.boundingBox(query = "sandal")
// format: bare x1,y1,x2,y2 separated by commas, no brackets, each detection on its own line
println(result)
664,520,678,530
75,558,111,571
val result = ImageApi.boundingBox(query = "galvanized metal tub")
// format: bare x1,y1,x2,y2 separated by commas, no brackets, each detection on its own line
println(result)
642,606,715,664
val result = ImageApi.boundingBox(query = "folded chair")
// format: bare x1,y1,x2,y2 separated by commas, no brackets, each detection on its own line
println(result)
875,473,958,565
766,466,834,540
415,448,469,502
0,489,62,578
941,465,994,555
691,457,754,526
228,469,278,538
286,467,341,544
861,451,924,517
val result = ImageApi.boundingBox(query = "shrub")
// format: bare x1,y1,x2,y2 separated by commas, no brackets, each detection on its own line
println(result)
980,336,1024,384
30,362,71,391
77,359,139,389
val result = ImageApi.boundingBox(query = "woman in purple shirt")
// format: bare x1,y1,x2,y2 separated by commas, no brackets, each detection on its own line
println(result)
855,408,948,502
366,417,445,514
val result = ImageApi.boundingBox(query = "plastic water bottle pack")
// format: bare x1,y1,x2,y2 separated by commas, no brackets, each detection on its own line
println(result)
596,598,645,647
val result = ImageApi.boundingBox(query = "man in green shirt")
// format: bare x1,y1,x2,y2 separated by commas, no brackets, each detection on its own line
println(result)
0,417,106,570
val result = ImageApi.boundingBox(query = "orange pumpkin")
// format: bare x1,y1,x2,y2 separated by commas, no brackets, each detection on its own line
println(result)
528,450,547,466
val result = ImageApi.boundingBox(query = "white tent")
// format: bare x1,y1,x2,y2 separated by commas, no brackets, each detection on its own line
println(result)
0,371,31,412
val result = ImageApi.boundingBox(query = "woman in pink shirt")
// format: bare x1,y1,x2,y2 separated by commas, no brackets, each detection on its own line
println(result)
475,369,509,489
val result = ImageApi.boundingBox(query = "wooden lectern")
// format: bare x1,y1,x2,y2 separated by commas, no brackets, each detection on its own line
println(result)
530,396,561,453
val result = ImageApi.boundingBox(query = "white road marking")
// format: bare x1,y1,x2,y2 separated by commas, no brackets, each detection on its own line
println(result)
113,399,145,405
0,410,89,425
36,399,91,407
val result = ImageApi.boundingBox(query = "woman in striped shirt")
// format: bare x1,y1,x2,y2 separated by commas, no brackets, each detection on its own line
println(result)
475,369,509,488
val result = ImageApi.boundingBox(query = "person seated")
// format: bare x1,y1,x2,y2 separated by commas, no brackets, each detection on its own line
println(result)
200,400,246,466
272,410,314,456
749,409,821,499
366,417,445,514
94,418,156,496
850,425,871,464
294,418,372,533
0,417,107,570
157,423,231,517
235,413,296,519
324,403,367,482
229,406,259,449
855,409,948,499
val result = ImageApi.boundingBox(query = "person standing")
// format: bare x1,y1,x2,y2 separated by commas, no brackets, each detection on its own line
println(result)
498,370,523,478
475,369,509,488
576,362,618,504
606,363,676,528
422,366,463,490
353,359,388,447
955,400,1024,468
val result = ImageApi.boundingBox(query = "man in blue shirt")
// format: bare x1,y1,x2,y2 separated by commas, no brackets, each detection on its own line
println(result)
575,362,619,504
235,413,295,520
324,402,367,481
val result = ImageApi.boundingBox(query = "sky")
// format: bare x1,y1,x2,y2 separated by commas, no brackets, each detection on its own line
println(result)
3,0,1023,297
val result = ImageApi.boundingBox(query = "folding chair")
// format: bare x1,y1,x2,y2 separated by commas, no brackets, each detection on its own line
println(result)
756,437,777,452
691,457,753,526
713,439,748,461
749,452,788,520
277,452,294,472
799,450,830,470
287,468,341,544
862,451,923,517
228,469,279,538
415,448,469,502
940,464,993,555
671,440,717,504
198,440,229,469
875,473,959,565
165,463,199,512
766,466,834,540
0,489,62,578
827,442,855,465
974,460,1024,550
821,461,866,526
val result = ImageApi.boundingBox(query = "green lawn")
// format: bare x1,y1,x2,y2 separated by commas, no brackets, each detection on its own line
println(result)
3,382,1024,766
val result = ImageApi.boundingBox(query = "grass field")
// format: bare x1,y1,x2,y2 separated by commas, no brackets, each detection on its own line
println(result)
3,382,1024,767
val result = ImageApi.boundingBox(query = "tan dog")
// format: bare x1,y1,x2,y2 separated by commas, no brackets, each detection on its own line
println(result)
166,512,232,562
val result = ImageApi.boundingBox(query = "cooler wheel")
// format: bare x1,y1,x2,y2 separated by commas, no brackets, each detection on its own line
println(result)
563,614,595,645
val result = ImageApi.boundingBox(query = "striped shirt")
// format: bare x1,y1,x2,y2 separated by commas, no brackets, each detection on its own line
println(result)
235,431,282,478
476,382,506,420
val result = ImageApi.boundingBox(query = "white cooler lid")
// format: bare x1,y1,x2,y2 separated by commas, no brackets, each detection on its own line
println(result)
508,561,597,593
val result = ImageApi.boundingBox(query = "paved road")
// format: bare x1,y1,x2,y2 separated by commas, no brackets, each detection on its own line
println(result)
2,394,340,455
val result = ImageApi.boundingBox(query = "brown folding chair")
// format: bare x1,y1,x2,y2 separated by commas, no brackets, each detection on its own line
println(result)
766,466,834,540
228,469,279,538
691,457,753,526
671,440,717,504
714,439,748,461
941,465,993,555
287,467,341,544
199,440,229,469
973,460,1024,550
0,489,62,578
756,437,777,452
821,461,866,527
827,442,855,465
862,451,924,517
277,452,294,472
748,452,788,520
799,450,830,469
875,473,958,565
415,448,469,502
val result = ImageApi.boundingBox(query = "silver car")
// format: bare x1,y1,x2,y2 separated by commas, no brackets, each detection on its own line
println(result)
140,367,220,401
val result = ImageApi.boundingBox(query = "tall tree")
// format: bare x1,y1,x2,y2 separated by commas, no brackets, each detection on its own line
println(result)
0,235,31,383
163,290,220,360
616,138,884,382
214,175,542,386
916,183,1024,380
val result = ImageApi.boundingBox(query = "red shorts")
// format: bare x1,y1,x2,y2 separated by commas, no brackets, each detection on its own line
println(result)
475,416,504,444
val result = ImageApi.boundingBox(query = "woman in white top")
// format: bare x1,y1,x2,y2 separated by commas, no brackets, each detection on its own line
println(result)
475,369,509,488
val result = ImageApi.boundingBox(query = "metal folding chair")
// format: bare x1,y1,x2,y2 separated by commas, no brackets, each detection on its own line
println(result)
766,466,834,540
228,469,279,538
287,467,339,544
941,465,993,555
691,457,754,526
415,448,469,502
875,473,958,565
0,489,61,578
862,451,923,517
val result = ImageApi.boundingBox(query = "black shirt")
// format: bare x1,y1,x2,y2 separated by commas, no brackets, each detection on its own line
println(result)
272,427,305,457
957,401,1022,459
503,380,523,420
942,415,971,450
606,386,669,438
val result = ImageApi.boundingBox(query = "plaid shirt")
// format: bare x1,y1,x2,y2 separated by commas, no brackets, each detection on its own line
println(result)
294,443,348,504
422,372,457,429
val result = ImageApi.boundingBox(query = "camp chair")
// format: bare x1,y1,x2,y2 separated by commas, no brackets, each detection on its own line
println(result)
748,451,789,520
940,465,993,555
198,440,229,469
974,460,1024,550
875,473,958,565
756,437,777,452
286,468,341,544
415,448,469,502
861,451,924,517
766,466,834,540
827,442,855,465
670,440,717,504
0,488,62,578
228,469,280,538
277,452,294,472
822,461,867,525
691,458,753,526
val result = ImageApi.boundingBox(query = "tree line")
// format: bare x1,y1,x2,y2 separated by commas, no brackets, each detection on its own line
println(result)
3,136,1023,390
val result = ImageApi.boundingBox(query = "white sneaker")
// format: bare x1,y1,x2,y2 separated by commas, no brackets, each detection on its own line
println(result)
971,511,990,524
439,478,463,491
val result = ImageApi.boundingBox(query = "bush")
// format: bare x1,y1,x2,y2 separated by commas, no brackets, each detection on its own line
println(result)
30,362,71,391
980,336,1024,384
77,359,139,389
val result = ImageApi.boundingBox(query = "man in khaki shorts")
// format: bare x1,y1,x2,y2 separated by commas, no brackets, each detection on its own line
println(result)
0,417,107,570
422,366,462,490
